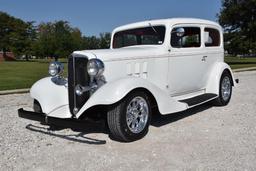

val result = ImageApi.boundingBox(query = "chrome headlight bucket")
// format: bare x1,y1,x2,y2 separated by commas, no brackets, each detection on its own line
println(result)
87,58,104,77
48,62,64,77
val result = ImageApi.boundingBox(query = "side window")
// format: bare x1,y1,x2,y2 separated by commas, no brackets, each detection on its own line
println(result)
204,28,220,47
171,27,201,48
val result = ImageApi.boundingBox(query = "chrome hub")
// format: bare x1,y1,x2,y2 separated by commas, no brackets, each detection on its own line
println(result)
221,76,231,101
126,96,149,134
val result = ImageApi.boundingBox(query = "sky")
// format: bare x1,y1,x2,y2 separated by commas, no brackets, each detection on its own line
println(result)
0,0,221,36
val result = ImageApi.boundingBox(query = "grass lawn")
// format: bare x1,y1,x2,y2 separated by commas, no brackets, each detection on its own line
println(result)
0,57,255,91
0,60,67,91
225,57,256,69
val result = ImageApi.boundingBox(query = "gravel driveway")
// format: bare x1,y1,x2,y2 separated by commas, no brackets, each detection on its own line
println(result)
0,71,256,171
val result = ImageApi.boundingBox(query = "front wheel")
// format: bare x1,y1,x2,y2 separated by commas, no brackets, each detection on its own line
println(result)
214,71,233,106
107,91,152,142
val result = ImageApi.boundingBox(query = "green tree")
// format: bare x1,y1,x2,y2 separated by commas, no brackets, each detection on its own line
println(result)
11,21,37,61
81,33,111,50
34,22,56,59
34,21,84,60
0,12,35,60
1,11,112,60
99,32,111,49
71,28,84,50
0,12,13,60
218,0,256,55
82,36,100,49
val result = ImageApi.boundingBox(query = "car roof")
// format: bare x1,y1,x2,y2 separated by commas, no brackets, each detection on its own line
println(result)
113,18,221,33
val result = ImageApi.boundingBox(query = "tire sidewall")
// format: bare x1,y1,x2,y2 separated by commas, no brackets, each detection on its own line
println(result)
119,91,152,141
219,71,232,105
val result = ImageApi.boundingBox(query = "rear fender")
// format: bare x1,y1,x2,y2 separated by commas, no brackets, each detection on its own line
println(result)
206,62,236,95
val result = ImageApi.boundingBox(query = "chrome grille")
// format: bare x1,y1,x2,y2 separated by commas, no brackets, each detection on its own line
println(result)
68,56,90,115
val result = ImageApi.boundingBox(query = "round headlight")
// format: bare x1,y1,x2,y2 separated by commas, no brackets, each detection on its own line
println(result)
87,58,104,77
48,62,64,77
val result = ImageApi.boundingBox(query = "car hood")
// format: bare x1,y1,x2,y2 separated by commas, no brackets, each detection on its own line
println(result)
72,46,166,62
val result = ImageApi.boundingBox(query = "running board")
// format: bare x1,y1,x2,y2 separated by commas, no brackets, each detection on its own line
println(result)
179,93,218,107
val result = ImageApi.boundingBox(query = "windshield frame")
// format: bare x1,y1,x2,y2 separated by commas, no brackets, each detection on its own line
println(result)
112,25,166,49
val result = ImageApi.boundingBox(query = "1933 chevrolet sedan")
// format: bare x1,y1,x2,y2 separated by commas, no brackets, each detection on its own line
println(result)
18,18,238,142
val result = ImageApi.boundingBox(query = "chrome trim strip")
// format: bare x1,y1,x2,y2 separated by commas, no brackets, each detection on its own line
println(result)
72,56,77,115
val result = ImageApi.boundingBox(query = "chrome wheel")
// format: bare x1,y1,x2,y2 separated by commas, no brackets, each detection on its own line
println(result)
126,96,149,134
221,76,231,101
107,91,151,142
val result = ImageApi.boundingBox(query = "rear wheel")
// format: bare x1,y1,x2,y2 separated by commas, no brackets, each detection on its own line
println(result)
107,91,152,142
214,71,233,106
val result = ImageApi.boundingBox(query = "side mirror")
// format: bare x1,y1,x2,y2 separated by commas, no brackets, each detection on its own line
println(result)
172,27,185,37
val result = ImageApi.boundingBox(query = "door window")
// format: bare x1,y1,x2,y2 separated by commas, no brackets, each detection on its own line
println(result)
171,27,201,48
204,28,220,47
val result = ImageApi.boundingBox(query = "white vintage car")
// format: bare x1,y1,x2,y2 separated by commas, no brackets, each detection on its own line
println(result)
18,18,238,142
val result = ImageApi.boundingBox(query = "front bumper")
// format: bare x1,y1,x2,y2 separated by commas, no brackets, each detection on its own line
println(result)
18,108,104,129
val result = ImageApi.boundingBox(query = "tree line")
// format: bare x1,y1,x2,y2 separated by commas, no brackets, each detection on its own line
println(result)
1,0,256,60
0,11,111,61
218,0,256,56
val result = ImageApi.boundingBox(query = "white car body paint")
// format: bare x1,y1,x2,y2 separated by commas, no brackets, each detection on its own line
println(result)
76,77,188,118
30,18,236,118
30,77,71,118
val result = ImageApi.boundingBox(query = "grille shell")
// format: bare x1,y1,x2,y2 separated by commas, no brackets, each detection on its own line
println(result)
68,56,90,115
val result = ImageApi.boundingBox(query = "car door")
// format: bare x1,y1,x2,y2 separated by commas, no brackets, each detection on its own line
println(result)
203,26,223,79
168,24,208,96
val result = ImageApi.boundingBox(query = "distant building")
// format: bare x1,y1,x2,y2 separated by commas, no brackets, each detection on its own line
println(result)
0,52,16,61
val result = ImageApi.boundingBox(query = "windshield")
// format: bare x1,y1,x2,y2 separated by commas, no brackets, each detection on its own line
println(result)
113,26,166,48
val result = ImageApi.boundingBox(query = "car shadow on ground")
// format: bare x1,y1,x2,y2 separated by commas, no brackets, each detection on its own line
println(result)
25,103,213,144
25,123,107,145
151,103,213,127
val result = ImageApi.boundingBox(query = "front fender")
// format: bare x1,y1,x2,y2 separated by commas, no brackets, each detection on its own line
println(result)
206,62,236,95
76,77,187,118
30,77,72,118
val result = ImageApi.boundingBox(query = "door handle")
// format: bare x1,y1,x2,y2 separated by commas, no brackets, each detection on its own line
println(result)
202,56,207,62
